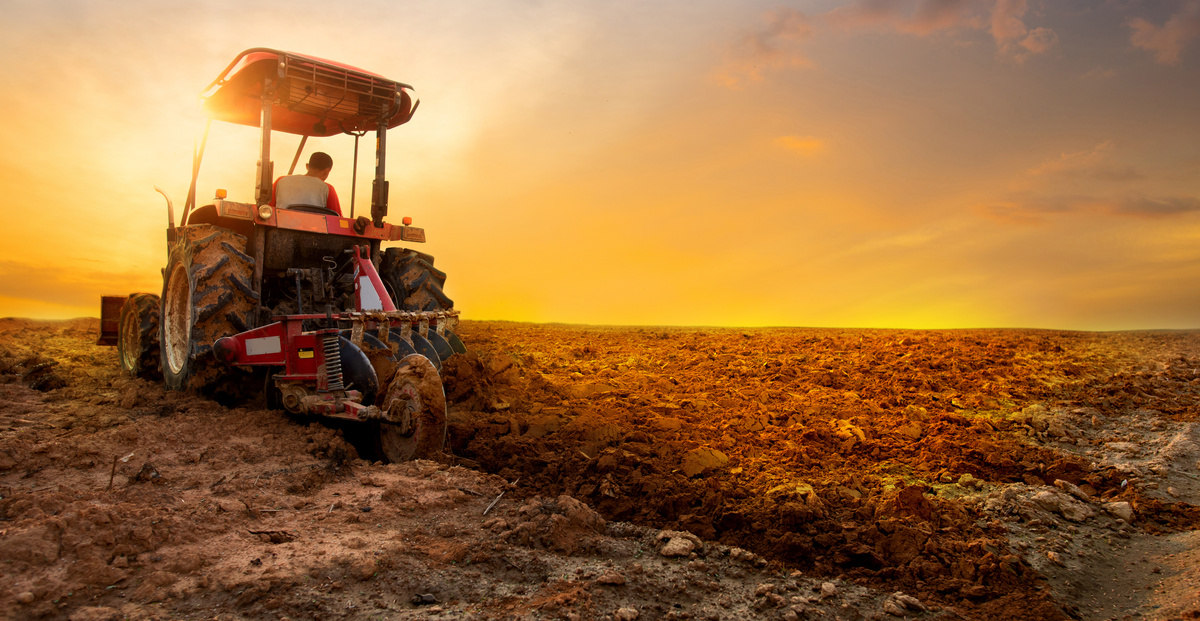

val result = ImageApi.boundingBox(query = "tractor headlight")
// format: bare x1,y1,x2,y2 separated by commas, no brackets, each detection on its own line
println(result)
257,205,273,220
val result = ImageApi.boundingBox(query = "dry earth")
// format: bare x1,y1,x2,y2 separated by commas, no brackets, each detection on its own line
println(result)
1,318,1198,621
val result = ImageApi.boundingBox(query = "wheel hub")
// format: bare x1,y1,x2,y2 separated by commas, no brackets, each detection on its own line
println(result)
163,262,191,375
119,305,140,371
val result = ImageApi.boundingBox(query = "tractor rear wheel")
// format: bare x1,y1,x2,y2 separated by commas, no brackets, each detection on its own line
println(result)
160,225,259,392
378,248,454,311
118,293,161,379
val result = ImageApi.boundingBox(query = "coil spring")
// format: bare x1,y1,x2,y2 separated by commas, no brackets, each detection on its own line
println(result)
324,334,344,391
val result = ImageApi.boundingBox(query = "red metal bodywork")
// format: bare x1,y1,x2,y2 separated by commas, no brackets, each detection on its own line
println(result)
353,246,397,312
212,317,332,384
188,198,426,243
201,48,417,137
211,316,373,421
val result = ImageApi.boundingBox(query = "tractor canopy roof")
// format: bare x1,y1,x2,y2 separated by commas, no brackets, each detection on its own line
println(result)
200,48,417,137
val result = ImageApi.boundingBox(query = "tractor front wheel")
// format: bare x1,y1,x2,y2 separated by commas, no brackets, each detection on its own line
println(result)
118,293,161,379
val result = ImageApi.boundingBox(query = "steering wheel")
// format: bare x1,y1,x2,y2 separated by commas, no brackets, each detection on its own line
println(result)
286,204,339,216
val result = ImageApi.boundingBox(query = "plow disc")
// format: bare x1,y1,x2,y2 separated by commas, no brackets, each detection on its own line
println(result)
375,354,447,461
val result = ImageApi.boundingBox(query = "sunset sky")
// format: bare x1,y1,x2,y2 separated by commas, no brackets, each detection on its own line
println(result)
2,0,1198,329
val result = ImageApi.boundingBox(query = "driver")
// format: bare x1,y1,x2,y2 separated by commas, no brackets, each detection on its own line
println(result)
270,152,343,216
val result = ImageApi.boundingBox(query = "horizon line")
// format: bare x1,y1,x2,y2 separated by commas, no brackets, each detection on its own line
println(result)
4,316,1198,334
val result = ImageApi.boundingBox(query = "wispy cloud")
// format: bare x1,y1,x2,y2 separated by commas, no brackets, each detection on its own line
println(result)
1080,66,1117,80
824,0,981,35
980,142,1189,225
1027,141,1144,181
717,0,1058,87
977,194,1200,225
1129,1,1200,65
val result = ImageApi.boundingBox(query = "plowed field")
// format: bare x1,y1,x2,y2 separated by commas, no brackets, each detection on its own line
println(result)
443,323,1200,617
2,319,1199,620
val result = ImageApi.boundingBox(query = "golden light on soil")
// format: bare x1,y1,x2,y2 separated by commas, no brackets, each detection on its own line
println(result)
3,319,1200,618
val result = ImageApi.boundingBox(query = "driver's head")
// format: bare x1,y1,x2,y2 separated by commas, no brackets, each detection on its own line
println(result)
305,152,333,179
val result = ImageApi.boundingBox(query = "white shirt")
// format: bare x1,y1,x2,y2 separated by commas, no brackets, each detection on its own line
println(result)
274,175,330,209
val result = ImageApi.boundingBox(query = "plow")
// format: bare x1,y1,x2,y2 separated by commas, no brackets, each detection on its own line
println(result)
99,48,460,462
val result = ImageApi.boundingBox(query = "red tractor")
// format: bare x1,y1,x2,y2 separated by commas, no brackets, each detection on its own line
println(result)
99,48,460,462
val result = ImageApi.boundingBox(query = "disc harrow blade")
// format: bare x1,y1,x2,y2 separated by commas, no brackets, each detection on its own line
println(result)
426,330,455,362
337,336,379,405
409,333,442,372
445,330,468,354
388,329,419,358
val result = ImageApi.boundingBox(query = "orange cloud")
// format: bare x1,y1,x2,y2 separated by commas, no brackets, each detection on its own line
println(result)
989,0,1028,42
714,8,813,88
990,0,1059,61
1130,1,1200,65
775,135,826,156
718,0,1057,86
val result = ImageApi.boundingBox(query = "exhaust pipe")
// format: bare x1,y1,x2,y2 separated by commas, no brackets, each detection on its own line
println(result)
154,186,176,232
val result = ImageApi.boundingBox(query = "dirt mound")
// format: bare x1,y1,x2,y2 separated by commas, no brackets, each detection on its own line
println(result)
494,494,607,554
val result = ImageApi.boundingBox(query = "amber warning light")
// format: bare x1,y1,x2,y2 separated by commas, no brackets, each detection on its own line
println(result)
402,216,413,226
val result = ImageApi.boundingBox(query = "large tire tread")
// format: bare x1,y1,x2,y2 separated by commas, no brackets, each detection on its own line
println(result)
378,247,455,312
161,224,259,394
118,293,161,380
